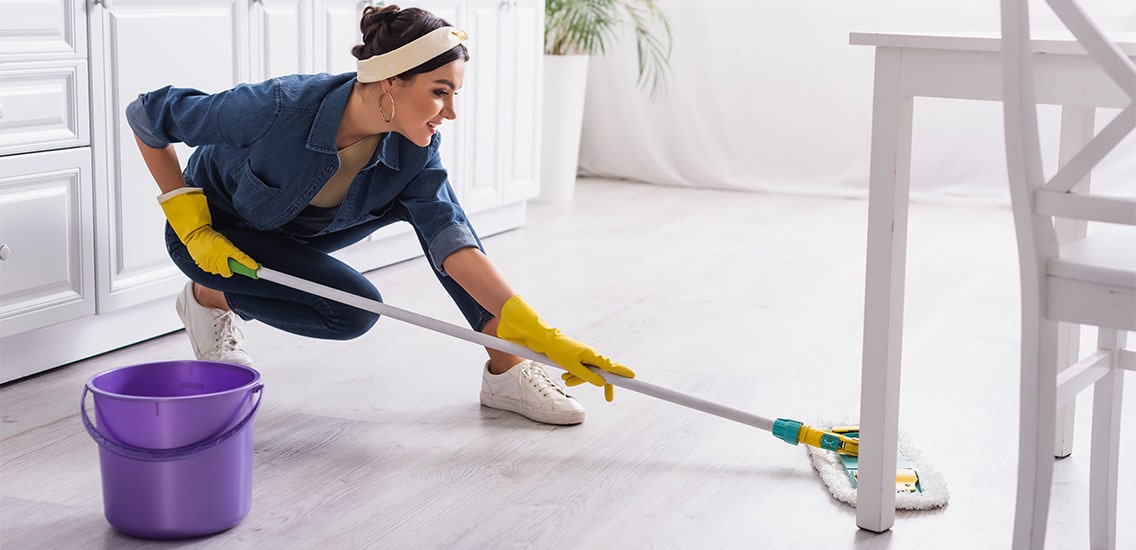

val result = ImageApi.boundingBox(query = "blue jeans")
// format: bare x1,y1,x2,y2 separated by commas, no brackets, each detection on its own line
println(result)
166,203,494,340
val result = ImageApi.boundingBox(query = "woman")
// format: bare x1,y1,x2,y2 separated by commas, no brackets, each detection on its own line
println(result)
125,5,632,425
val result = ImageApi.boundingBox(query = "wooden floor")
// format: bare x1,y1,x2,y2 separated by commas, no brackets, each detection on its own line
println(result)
2,179,1132,549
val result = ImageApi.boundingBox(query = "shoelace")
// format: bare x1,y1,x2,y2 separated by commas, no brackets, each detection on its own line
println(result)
520,363,568,398
209,310,246,354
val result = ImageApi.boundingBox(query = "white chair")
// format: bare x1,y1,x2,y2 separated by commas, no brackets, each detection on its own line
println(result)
1000,0,1136,548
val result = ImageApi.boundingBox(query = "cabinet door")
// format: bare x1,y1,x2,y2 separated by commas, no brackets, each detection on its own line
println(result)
313,0,365,75
459,0,504,212
0,0,86,61
90,0,249,313
500,0,541,203
250,0,312,80
502,0,540,203
455,0,541,212
0,148,94,337
0,59,90,156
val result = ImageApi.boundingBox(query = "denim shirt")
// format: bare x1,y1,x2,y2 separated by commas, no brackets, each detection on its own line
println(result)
125,72,477,274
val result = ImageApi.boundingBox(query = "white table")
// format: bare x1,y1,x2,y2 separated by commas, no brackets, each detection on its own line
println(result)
851,31,1136,533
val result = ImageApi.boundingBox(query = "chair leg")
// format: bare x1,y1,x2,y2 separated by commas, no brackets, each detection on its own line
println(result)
1089,329,1126,550
1055,320,1080,458
1014,316,1060,550
1053,105,1093,459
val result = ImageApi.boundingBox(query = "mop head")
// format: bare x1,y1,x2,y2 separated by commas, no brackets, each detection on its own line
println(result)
806,417,949,510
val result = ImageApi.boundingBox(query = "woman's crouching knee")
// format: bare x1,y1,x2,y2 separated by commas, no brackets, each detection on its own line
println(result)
329,309,380,340
324,287,382,340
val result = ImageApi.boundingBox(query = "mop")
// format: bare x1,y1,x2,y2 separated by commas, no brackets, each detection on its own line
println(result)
805,419,949,509
229,261,948,508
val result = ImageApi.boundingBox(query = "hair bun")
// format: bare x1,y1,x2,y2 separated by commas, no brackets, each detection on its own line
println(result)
359,4,399,34
354,5,401,58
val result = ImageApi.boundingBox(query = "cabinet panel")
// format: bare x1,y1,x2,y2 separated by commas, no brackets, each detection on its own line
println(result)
252,0,312,79
460,0,503,212
0,60,90,155
457,0,541,210
408,0,462,32
0,0,86,60
90,0,248,312
502,0,540,202
313,0,364,75
0,148,94,336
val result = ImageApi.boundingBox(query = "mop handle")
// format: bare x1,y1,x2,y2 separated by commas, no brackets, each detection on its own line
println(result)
230,260,776,433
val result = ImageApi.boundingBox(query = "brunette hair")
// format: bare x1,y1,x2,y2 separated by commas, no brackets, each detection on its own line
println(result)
351,5,469,80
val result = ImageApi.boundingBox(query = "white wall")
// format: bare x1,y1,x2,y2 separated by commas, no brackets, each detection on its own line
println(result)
577,0,1136,202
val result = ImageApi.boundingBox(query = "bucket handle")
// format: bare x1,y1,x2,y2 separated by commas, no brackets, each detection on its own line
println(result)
80,385,263,462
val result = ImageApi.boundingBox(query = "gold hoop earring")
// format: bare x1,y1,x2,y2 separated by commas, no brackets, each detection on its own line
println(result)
378,91,395,123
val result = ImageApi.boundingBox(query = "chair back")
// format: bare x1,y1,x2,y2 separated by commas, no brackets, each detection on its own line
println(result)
1000,0,1136,279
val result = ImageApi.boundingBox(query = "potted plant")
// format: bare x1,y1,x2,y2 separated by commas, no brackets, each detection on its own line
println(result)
538,0,672,201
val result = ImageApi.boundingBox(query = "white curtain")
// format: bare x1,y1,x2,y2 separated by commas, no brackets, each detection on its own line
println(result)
577,0,1136,202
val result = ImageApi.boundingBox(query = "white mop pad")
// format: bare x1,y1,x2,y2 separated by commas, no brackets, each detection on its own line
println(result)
806,417,949,510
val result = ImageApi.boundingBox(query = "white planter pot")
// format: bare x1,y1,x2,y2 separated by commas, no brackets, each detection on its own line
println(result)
537,54,590,202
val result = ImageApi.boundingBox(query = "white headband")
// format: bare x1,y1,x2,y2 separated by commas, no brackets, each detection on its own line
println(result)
356,26,468,83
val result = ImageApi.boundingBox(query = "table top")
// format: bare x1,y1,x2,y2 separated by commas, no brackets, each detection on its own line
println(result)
849,31,1136,55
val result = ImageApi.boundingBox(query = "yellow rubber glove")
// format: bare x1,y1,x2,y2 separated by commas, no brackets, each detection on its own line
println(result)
158,188,257,278
496,295,634,402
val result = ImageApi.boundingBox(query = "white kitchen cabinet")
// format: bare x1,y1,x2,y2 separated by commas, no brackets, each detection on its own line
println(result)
498,0,541,204
250,0,312,78
0,0,87,61
1,0,542,382
0,0,97,382
0,60,90,156
0,148,95,338
455,0,540,212
90,0,249,313
314,0,369,75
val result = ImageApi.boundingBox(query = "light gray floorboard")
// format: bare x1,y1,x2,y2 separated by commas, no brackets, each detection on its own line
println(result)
1,179,1132,549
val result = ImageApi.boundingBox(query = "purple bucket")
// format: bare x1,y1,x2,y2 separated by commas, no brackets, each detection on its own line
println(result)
81,360,263,539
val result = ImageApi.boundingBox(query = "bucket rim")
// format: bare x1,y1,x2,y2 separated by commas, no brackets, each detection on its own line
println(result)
85,360,261,402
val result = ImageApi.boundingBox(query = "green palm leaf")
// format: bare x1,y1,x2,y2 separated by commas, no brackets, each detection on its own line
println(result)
545,0,672,97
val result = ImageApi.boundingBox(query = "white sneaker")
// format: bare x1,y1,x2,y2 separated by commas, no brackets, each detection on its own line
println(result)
480,360,586,425
175,281,253,367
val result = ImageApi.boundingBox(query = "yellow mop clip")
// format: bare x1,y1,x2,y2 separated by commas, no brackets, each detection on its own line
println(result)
772,418,859,456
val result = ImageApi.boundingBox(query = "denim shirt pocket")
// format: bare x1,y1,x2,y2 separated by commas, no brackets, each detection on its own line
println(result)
231,162,282,229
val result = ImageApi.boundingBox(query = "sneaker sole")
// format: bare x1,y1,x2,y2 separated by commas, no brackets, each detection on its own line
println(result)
479,392,585,426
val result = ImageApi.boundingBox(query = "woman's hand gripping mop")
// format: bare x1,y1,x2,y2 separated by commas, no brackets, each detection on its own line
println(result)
230,260,947,509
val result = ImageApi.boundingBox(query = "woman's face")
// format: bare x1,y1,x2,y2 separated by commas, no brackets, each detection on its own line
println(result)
388,59,465,147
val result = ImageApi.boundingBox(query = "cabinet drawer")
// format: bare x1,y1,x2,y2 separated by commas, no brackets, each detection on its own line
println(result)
0,147,95,337
0,0,87,60
0,60,90,155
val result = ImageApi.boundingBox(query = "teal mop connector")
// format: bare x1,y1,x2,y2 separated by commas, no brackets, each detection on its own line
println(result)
772,418,804,446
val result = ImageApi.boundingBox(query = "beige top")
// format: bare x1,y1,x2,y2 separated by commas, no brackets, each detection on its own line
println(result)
309,134,380,208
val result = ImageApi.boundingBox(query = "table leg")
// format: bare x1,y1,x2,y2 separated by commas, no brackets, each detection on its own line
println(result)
1053,105,1094,458
857,46,913,533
